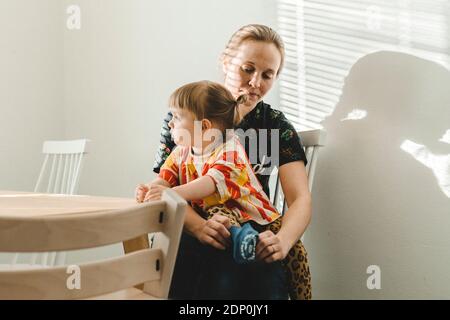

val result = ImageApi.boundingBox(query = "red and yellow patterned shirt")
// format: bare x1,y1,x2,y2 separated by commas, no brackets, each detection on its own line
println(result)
159,135,281,225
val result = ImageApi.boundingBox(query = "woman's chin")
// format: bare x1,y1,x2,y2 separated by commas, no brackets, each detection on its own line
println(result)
243,100,258,110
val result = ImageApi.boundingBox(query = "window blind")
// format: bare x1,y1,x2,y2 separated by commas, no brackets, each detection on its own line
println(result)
277,0,450,130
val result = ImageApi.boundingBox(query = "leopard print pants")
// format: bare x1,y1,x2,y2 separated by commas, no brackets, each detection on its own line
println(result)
206,205,312,300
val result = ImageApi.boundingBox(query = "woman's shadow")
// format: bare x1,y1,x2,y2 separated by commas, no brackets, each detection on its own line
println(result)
306,51,450,299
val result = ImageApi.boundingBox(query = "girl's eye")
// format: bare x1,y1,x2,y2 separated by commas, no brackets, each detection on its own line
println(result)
263,73,274,80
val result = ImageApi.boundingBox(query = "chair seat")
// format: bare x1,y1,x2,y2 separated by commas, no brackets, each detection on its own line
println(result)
87,287,161,300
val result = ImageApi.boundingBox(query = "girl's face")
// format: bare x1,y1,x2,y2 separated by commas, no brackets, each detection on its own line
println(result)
168,107,199,147
223,40,282,111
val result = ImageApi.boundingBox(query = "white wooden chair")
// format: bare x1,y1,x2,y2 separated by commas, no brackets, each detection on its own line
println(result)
272,129,327,214
0,189,186,300
34,139,89,195
11,139,89,267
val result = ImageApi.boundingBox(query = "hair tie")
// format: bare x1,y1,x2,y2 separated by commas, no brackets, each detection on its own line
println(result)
236,94,248,106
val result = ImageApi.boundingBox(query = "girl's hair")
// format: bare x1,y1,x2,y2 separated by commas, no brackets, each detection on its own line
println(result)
221,24,285,76
169,80,247,133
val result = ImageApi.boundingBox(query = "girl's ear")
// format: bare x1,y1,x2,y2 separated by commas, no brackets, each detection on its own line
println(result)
201,119,212,131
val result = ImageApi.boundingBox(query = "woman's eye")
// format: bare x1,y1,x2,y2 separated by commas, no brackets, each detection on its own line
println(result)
242,66,254,73
263,73,274,80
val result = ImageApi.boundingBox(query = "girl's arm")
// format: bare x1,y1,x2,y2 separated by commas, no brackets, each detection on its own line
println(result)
173,176,216,201
143,176,216,202
143,175,231,250
150,177,171,187
136,177,171,202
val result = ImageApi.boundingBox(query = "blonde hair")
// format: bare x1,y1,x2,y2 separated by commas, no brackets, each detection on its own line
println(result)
169,81,247,133
221,24,285,76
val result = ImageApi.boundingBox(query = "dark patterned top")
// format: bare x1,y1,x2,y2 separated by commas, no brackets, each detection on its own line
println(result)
153,101,307,197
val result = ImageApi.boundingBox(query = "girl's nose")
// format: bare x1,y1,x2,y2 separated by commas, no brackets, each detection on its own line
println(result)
168,119,174,129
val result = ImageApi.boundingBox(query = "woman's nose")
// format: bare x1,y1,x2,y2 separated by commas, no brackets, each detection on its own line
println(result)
249,73,261,88
168,119,174,129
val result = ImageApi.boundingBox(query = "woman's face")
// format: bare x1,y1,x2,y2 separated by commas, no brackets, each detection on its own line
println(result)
223,40,282,110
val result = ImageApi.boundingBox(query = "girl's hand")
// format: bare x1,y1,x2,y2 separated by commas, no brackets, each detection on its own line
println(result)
256,230,290,263
135,184,149,203
195,214,232,251
143,184,169,202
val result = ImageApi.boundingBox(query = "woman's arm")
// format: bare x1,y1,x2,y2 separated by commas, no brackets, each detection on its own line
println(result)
276,161,312,248
256,161,311,262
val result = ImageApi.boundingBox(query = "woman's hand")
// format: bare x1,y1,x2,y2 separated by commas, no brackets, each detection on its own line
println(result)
143,184,169,202
135,184,149,203
195,214,232,251
256,230,290,263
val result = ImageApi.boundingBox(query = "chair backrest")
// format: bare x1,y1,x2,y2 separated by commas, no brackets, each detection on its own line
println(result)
0,189,186,299
10,139,89,267
35,139,89,195
272,129,327,214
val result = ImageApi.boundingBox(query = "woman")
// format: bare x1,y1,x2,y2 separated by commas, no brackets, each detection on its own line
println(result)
152,24,312,300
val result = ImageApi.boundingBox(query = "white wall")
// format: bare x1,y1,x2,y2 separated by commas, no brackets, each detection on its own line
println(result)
62,0,278,198
0,0,278,195
305,51,450,299
0,0,64,191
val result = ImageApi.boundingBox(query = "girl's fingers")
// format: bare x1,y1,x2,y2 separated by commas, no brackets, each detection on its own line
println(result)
135,184,149,203
144,191,162,202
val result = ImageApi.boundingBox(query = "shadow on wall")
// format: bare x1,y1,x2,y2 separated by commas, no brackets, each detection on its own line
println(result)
305,51,450,299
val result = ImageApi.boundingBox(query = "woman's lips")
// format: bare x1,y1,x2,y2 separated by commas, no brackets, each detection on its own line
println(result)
238,90,260,100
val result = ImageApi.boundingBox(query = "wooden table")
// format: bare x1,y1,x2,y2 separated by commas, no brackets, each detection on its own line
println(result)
0,190,137,216
0,190,150,288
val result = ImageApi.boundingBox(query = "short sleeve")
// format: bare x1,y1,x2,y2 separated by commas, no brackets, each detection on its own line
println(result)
158,147,181,187
276,112,308,167
153,111,176,174
205,151,250,203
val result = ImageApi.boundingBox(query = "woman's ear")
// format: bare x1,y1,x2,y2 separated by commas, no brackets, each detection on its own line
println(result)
222,58,229,75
